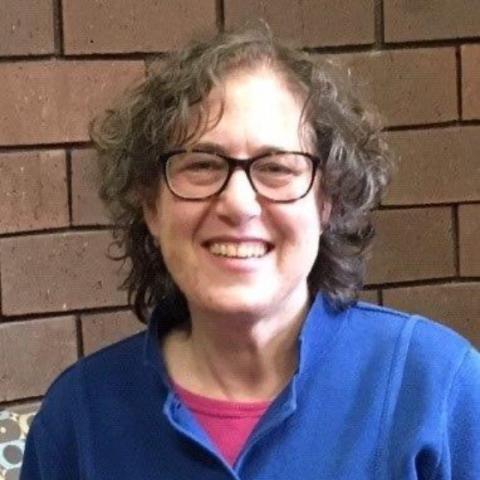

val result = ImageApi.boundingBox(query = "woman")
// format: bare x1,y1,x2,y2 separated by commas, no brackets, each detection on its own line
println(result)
21,28,479,479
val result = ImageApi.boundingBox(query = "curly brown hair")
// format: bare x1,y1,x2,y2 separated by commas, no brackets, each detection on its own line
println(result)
90,27,393,326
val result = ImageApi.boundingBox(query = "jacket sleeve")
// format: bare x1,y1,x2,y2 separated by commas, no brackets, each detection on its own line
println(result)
433,347,480,479
20,413,78,480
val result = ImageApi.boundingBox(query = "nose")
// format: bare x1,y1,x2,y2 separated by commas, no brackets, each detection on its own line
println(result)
214,168,262,224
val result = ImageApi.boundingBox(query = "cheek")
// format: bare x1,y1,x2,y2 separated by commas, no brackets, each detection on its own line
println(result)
156,199,207,257
298,201,322,254
272,202,322,256
157,215,188,256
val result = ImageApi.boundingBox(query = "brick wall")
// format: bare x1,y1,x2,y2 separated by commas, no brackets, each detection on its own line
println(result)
0,0,479,455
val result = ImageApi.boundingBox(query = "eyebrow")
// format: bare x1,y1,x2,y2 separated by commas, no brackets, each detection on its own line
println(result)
189,141,287,157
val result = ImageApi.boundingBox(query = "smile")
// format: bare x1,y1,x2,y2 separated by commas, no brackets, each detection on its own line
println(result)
207,241,270,259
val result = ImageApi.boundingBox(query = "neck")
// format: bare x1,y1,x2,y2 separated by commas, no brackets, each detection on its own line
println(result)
162,290,311,402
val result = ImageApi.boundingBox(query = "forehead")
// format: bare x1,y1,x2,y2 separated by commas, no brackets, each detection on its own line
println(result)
190,68,309,153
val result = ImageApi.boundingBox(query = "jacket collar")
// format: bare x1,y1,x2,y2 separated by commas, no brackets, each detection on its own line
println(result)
142,293,349,388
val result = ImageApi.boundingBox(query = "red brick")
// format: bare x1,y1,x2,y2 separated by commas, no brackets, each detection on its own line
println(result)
330,48,457,127
71,149,110,226
0,150,68,234
0,317,77,401
0,232,127,315
462,45,480,120
63,0,217,54
81,310,145,355
0,61,145,146
0,0,54,56
224,0,374,47
383,283,480,348
459,204,480,277
385,127,480,205
384,0,480,43
359,290,379,304
367,208,455,284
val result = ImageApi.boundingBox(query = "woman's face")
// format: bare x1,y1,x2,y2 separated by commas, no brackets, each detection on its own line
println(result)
144,68,330,322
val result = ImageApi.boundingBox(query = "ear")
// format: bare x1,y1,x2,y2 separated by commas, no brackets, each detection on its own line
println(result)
142,199,161,239
320,199,332,228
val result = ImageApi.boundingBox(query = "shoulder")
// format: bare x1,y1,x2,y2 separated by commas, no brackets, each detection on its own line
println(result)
347,304,480,440
348,301,479,394
350,301,472,351
22,332,150,478
37,331,147,420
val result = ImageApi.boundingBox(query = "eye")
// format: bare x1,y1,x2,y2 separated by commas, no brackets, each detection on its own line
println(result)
186,159,221,171
254,153,307,177
169,152,225,174
255,161,296,175
184,154,224,171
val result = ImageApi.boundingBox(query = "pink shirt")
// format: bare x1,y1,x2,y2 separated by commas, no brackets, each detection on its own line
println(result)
174,382,271,466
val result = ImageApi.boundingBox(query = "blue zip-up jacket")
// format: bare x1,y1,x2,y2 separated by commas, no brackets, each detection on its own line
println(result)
20,295,480,479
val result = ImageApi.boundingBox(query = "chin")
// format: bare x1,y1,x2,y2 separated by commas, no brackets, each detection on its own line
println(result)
190,285,275,319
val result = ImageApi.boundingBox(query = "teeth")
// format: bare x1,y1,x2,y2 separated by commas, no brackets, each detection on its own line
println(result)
208,242,268,258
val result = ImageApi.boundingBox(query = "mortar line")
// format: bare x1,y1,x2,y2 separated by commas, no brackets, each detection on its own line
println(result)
216,0,225,32
53,0,65,56
452,204,461,276
374,0,385,48
66,148,73,226
456,45,463,120
75,314,85,359
0,396,44,409
378,289,384,306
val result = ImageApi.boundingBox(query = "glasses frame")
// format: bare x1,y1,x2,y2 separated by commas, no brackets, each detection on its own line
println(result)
159,149,322,203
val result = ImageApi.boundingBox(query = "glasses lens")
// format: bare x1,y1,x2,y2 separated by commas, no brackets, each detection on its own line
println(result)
251,153,314,201
166,152,227,199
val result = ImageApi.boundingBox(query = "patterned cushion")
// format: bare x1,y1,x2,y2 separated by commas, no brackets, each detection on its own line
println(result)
0,404,39,480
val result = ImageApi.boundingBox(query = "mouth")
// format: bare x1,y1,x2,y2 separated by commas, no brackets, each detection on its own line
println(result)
204,240,273,259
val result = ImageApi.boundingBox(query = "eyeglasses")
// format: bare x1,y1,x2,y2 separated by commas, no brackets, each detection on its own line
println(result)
159,149,322,203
